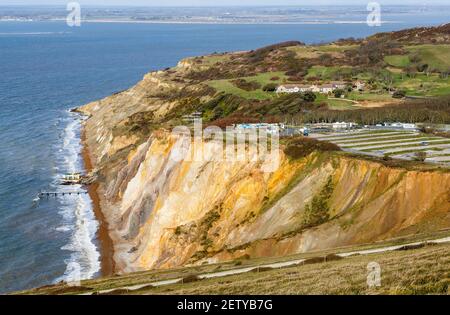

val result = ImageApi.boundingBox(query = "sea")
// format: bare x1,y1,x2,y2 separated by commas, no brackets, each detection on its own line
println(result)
0,6,449,293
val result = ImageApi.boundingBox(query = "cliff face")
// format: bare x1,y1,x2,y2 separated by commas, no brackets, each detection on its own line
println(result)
80,127,450,273
76,28,450,274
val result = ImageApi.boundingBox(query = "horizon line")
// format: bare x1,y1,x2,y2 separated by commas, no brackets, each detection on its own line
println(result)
2,4,450,7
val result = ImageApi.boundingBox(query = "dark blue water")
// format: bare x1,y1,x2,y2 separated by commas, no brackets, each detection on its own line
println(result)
0,13,449,293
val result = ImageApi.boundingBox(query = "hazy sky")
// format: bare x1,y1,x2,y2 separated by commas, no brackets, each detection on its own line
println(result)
2,0,449,6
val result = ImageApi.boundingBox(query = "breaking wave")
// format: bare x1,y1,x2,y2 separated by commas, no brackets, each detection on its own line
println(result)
53,112,100,283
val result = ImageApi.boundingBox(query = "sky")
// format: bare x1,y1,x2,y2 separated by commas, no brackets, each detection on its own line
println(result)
1,0,449,6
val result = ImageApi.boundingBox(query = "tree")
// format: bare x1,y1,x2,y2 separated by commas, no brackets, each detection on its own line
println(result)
302,91,317,103
333,89,345,98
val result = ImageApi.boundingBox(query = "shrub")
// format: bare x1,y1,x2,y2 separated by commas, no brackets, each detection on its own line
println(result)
333,89,346,98
232,79,261,91
283,137,340,160
302,176,334,228
302,91,317,103
262,83,278,92
393,90,406,99
180,274,200,284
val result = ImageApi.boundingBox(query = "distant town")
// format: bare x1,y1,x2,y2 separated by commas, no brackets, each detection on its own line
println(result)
1,5,449,24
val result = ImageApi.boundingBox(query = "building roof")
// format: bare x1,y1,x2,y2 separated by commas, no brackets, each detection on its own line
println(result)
279,84,312,89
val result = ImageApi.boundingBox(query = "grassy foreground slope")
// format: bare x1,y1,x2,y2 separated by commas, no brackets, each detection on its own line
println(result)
142,243,450,295
16,230,450,295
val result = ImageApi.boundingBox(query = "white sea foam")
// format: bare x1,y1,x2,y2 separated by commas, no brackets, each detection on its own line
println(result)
54,112,101,284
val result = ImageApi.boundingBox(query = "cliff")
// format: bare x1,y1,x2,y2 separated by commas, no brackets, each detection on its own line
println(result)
76,25,450,274
79,125,450,273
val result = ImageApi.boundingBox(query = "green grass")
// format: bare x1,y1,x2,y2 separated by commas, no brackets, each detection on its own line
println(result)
326,98,360,110
406,44,450,72
206,72,287,100
287,44,357,59
384,55,411,68
306,65,353,80
347,91,393,102
393,73,450,97
240,72,287,85
206,80,271,100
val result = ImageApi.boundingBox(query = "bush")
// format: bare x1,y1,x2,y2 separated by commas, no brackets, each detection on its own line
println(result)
302,91,317,103
232,79,261,91
283,137,340,160
392,90,406,99
179,274,200,284
262,83,278,92
302,177,333,228
333,89,346,98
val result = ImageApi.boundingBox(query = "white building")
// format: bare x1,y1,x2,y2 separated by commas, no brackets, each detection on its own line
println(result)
402,123,417,129
277,81,352,95
319,84,334,94
384,122,417,129
332,122,356,129
276,84,311,94
234,123,285,135
331,81,347,89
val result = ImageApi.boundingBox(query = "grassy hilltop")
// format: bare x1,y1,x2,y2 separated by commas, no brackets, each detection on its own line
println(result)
94,24,450,145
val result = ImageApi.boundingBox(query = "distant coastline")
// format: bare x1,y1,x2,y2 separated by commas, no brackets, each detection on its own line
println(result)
0,18,401,25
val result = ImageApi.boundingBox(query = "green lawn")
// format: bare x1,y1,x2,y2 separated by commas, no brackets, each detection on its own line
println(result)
240,72,288,85
206,80,272,100
306,65,353,80
393,73,450,97
347,91,393,102
325,98,360,110
384,55,411,68
206,72,287,100
406,44,450,72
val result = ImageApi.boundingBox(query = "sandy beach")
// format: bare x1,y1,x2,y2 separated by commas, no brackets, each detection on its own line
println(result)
81,129,115,277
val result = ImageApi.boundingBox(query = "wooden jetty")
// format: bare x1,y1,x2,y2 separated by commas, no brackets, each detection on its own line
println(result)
38,191,88,198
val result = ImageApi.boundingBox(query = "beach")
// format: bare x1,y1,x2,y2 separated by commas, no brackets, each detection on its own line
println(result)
81,128,115,277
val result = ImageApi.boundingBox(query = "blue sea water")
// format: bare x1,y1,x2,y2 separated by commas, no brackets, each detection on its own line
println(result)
0,10,449,293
